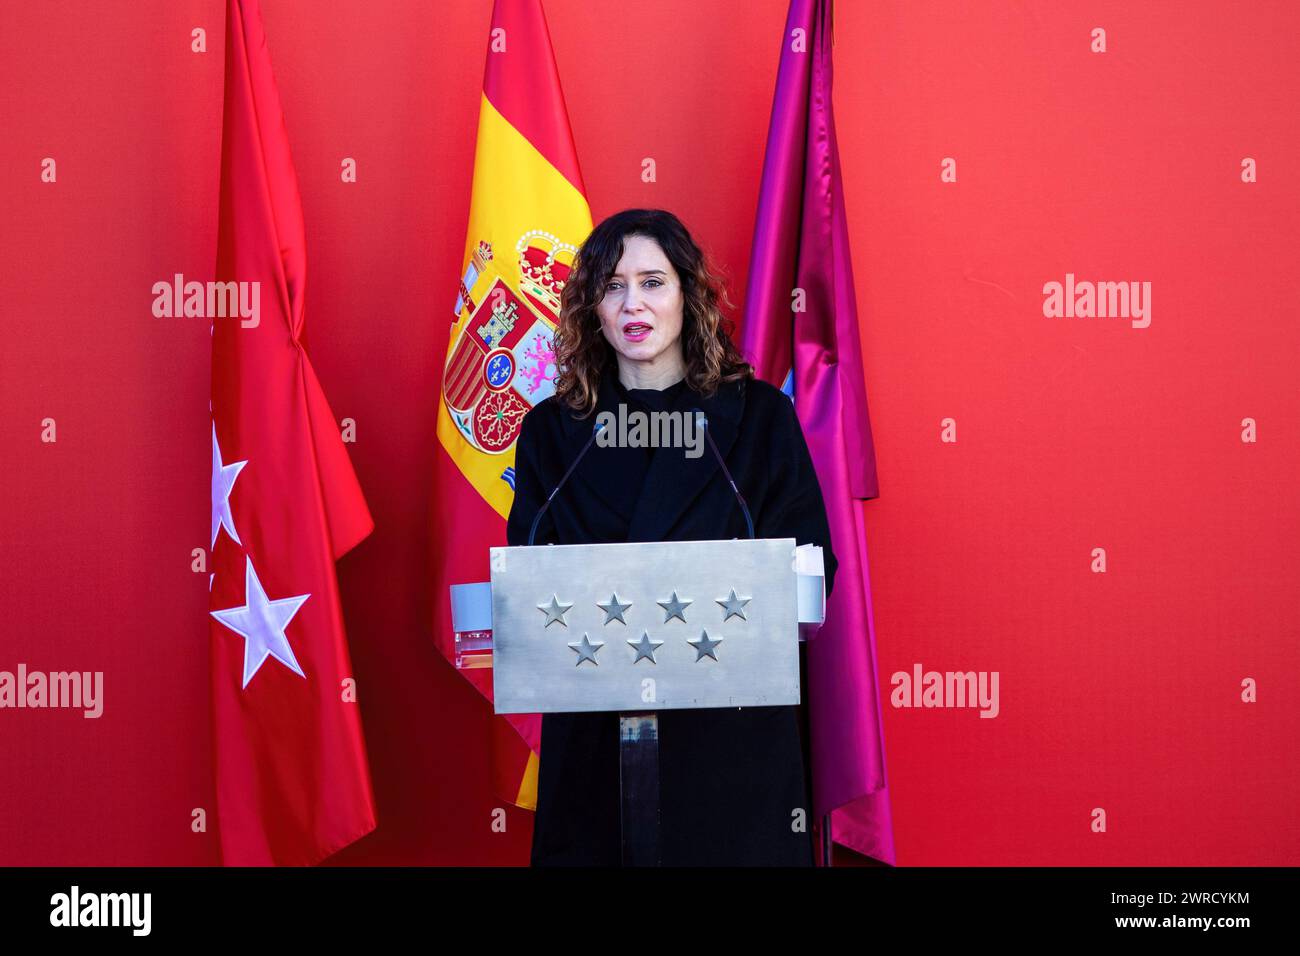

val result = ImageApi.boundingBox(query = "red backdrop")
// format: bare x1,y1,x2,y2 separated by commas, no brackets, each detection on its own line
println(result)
2,0,1297,866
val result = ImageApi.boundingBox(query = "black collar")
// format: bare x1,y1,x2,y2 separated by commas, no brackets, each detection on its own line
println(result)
557,368,746,435
554,369,749,541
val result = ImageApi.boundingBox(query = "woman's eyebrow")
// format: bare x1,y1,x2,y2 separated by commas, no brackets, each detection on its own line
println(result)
610,269,667,278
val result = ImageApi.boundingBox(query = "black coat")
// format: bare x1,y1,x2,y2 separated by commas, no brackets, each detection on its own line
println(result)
505,364,838,866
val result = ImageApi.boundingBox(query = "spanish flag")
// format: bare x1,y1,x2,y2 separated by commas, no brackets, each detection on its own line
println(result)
432,0,591,814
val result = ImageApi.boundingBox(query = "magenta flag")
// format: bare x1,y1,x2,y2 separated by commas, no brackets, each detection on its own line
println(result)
740,0,895,864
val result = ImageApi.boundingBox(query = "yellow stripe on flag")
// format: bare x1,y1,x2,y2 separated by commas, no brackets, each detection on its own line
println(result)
437,92,593,518
515,751,539,810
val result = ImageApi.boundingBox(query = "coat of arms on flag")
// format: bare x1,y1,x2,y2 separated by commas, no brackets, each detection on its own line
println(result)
438,222,584,519
442,231,574,457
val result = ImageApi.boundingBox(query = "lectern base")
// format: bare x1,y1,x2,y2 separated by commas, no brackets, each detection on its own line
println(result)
618,712,661,866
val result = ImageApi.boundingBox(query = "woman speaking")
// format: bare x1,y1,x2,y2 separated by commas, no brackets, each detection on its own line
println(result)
506,208,838,866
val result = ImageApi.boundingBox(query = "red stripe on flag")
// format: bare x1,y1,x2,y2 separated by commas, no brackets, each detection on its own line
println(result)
481,0,586,197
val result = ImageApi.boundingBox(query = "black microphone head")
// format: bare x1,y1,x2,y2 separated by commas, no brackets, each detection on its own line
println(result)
691,407,709,428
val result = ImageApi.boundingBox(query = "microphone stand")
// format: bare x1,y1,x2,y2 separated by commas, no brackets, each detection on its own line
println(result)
527,420,606,547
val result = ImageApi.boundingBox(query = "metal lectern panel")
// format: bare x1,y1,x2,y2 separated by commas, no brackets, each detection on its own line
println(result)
490,538,801,714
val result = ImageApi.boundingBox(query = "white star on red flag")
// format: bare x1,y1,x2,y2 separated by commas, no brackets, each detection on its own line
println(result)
211,556,310,689
211,423,248,549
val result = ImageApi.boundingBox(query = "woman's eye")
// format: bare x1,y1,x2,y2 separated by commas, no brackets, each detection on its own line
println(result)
604,279,660,293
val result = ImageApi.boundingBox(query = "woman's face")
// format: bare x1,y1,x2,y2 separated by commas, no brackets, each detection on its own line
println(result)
596,234,686,371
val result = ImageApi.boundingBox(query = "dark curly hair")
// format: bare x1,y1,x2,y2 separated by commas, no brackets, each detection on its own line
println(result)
552,208,753,415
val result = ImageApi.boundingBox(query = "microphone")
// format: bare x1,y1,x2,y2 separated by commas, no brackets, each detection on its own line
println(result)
527,420,607,546
693,409,755,540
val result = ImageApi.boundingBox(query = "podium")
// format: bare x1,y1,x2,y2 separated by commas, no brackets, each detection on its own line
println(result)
450,537,826,865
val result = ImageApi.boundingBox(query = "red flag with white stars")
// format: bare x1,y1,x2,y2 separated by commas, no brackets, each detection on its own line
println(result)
208,0,376,866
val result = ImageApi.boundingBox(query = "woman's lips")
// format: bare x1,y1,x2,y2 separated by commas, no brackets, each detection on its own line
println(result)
622,322,653,342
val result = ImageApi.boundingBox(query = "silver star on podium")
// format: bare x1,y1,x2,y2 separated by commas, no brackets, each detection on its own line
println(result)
716,588,751,621
657,591,692,623
567,633,604,665
627,631,664,664
597,592,632,625
688,629,723,661
537,594,574,628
